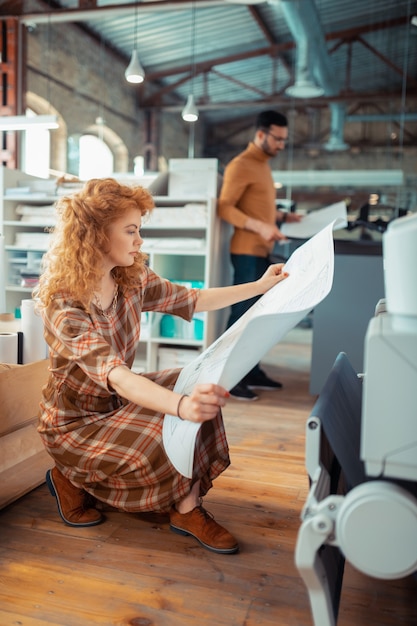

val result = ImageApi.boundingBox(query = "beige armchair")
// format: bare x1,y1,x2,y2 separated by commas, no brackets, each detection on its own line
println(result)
0,360,51,509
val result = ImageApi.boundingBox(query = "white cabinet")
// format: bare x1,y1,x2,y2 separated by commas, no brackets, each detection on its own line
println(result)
0,167,58,315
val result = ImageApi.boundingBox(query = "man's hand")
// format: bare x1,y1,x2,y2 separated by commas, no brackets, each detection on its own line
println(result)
246,217,287,242
277,210,303,224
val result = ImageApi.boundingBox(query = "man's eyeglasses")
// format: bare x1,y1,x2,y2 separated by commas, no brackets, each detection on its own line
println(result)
261,128,287,144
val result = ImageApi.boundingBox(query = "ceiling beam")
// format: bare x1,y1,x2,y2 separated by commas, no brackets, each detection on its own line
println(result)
210,68,270,97
145,89,417,113
136,16,412,83
356,35,417,89
248,4,292,75
248,4,276,45
4,2,410,40
3,0,264,24
144,43,293,81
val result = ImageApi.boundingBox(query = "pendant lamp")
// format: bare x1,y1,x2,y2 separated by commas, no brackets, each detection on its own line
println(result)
125,2,145,84
182,3,198,122
182,94,199,122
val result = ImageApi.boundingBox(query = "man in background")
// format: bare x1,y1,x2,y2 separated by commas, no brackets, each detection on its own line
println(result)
217,110,302,401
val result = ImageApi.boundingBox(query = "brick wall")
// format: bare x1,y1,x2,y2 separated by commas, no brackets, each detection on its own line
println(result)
26,16,193,174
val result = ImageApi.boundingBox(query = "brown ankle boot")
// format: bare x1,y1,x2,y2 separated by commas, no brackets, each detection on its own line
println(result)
46,467,104,527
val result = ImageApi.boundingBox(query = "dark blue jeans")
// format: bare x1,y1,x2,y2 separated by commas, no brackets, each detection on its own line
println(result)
226,254,270,379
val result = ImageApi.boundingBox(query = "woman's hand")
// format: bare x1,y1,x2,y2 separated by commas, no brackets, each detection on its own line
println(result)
257,263,289,294
177,384,230,423
195,263,289,313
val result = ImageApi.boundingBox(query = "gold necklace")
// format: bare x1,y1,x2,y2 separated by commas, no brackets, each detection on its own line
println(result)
94,284,118,318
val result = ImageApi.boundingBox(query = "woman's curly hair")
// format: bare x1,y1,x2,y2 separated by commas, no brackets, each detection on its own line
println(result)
35,177,154,311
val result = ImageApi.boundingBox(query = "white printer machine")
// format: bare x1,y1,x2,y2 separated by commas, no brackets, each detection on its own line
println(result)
295,212,417,626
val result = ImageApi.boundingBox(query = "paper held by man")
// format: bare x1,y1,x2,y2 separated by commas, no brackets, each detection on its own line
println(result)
281,200,348,239
163,217,344,478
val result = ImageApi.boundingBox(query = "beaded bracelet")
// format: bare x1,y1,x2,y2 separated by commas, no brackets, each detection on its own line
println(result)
177,394,188,420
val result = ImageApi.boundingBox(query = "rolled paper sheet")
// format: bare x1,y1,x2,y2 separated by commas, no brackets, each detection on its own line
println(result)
20,298,48,363
0,332,18,364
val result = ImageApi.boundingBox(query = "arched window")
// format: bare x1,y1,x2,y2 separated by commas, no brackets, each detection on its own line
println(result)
79,135,114,179
23,95,128,178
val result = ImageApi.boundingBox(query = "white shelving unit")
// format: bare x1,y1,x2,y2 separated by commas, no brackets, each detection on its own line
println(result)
0,167,58,315
137,194,229,372
134,158,231,372
1,160,231,373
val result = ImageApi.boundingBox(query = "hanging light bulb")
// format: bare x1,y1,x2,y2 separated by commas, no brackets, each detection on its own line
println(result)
125,3,145,84
181,2,199,123
182,94,199,122
125,50,145,83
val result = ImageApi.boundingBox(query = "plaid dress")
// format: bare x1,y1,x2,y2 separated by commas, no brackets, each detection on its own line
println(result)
38,267,230,512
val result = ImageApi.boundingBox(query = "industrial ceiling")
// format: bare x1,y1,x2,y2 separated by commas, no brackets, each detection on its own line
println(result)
2,0,416,137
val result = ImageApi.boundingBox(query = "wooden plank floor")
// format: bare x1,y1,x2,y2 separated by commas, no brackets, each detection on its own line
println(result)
0,328,416,626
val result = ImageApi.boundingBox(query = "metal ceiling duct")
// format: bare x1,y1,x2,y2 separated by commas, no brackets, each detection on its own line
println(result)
279,0,349,151
324,103,349,151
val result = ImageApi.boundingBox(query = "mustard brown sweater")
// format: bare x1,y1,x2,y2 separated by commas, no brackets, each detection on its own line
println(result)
217,142,276,258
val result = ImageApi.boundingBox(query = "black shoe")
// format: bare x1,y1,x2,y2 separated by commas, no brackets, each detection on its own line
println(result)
244,370,283,390
229,383,258,401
